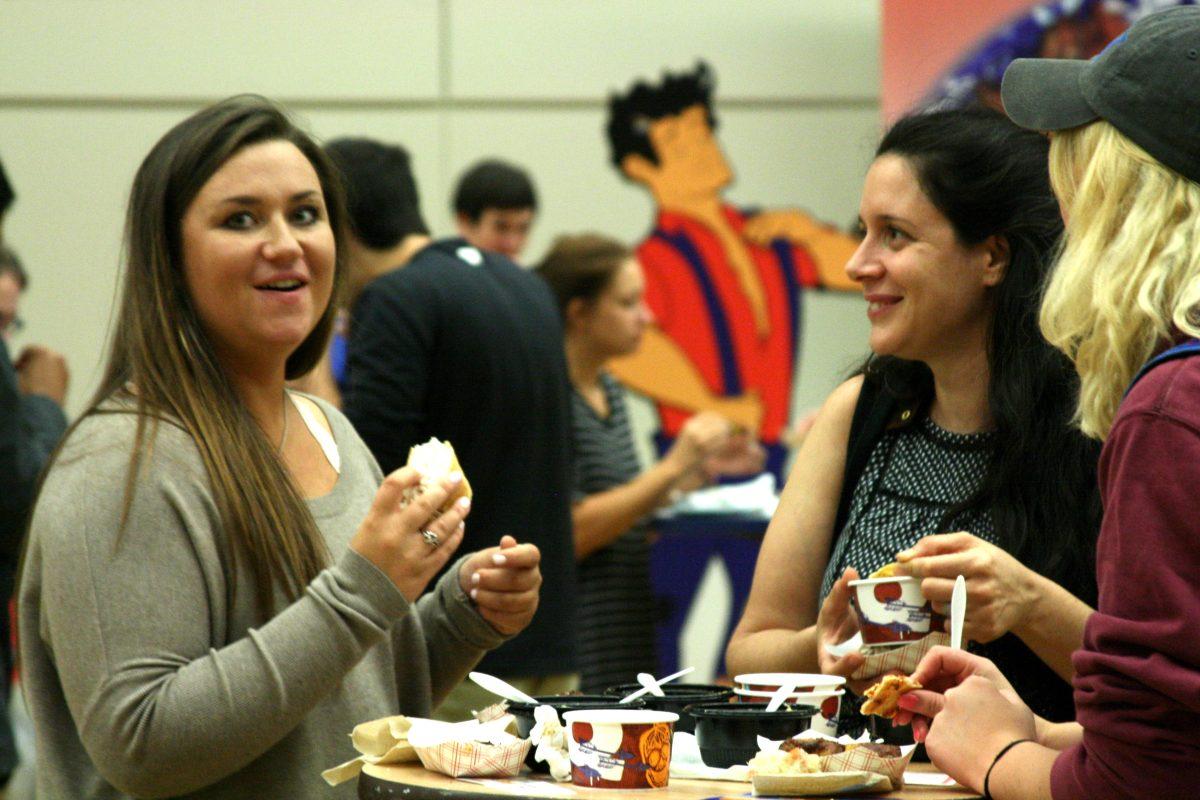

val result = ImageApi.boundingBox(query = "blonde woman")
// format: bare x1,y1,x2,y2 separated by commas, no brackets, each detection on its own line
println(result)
18,96,541,799
895,8,1200,799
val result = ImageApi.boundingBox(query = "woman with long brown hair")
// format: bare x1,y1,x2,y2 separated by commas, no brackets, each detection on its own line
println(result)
18,95,541,799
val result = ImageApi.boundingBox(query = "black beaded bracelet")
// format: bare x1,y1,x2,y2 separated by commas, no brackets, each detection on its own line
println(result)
982,738,1035,800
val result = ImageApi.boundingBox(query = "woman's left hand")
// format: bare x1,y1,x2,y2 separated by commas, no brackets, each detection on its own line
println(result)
893,647,1035,792
459,535,542,635
895,532,1037,644
921,675,1038,793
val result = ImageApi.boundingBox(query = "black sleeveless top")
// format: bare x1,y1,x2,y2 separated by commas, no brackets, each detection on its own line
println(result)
827,374,1085,723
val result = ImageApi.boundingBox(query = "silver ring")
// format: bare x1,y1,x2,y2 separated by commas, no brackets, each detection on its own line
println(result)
420,529,441,548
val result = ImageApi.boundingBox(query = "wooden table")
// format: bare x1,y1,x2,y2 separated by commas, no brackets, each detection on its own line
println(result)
359,762,981,800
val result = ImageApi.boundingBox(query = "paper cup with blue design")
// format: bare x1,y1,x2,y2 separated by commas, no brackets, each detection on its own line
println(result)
848,576,945,645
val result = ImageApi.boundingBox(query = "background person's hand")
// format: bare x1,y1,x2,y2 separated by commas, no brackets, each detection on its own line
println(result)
895,532,1038,644
667,411,734,471
703,430,766,479
710,391,764,434
15,344,69,405
459,535,542,635
782,409,819,450
815,567,867,690
350,468,469,602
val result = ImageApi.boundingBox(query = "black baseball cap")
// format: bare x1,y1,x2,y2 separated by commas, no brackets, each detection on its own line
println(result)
1001,5,1200,184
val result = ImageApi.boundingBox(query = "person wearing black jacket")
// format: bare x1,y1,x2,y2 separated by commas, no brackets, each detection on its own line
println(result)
343,238,578,719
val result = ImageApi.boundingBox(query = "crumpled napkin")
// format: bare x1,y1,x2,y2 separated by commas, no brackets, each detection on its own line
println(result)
853,633,947,681
664,473,778,516
824,632,949,681
322,713,531,785
321,715,418,787
407,714,530,778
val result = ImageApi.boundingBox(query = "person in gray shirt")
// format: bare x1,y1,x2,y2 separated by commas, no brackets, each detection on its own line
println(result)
18,95,543,800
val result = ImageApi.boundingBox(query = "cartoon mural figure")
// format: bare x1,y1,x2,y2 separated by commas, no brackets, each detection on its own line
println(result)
605,62,859,480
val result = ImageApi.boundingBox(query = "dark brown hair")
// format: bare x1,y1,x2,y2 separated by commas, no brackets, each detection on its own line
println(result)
534,232,632,319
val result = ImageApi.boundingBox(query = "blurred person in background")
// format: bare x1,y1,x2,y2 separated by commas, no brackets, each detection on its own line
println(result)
289,137,431,406
345,187,576,722
0,161,69,790
536,233,763,692
452,158,537,262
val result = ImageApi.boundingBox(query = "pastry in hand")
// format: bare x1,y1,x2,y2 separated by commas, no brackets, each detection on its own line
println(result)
860,675,922,719
404,438,472,513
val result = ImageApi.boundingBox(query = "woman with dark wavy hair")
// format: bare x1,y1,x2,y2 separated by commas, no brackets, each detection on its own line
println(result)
727,108,1101,725
18,95,541,799
896,8,1200,797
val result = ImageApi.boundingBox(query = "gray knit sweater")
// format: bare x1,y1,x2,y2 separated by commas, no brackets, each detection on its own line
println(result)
19,397,506,799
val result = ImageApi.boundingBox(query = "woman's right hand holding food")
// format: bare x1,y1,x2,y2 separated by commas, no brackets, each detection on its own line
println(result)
350,467,471,602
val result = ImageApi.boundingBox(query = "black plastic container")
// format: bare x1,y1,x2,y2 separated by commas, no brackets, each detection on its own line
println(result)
507,694,642,772
687,701,816,768
867,715,928,762
602,683,734,734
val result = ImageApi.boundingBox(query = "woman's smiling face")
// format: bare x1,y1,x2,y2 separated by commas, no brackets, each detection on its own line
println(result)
180,139,335,374
845,154,1002,367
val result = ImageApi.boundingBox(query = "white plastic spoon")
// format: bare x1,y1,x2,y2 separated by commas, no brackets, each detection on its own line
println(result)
619,666,695,703
636,672,667,697
765,682,797,712
468,671,539,705
949,575,967,651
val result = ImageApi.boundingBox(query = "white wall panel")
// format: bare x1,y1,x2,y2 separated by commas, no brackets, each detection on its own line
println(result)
0,1,441,101
0,107,205,412
448,0,879,101
303,107,444,229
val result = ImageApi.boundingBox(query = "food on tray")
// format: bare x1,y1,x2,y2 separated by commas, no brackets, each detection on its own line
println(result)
860,674,922,719
781,737,844,757
405,437,472,513
747,746,821,776
869,562,901,578
852,742,902,757
778,738,902,759
749,734,915,792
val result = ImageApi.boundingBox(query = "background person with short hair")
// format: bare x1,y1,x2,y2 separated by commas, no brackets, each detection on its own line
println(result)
289,137,432,407
451,158,537,262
